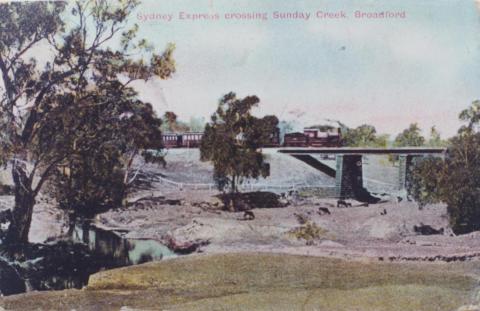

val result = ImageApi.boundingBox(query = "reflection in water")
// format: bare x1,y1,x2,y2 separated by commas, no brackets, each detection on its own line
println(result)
70,222,176,266
0,222,176,296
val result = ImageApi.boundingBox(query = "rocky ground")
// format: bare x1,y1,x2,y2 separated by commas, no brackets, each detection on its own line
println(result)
2,149,480,262
95,183,480,262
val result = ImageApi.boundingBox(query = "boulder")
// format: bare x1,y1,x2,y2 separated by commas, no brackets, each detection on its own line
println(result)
164,236,209,255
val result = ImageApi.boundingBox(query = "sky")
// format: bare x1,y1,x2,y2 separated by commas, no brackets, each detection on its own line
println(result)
125,0,480,138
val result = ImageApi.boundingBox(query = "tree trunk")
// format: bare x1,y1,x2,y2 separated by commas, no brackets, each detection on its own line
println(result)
231,175,236,194
5,164,35,244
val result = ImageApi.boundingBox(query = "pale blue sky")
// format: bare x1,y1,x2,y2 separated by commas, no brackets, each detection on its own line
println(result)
129,0,480,137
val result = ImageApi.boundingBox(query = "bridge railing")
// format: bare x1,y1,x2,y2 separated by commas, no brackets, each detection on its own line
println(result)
156,176,336,193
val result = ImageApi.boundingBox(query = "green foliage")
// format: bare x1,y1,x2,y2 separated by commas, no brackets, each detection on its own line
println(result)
200,92,278,193
160,111,203,133
342,124,389,147
53,153,126,215
427,126,447,147
409,157,444,208
443,133,480,234
0,0,175,242
289,221,327,242
49,95,165,214
394,123,425,147
458,100,480,133
411,102,480,234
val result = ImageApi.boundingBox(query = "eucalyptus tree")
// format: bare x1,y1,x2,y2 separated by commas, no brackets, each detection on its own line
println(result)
342,124,389,147
0,0,175,243
200,92,278,196
394,123,426,147
410,102,480,234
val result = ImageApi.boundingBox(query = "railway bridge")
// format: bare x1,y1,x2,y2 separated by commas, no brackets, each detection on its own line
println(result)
277,147,446,202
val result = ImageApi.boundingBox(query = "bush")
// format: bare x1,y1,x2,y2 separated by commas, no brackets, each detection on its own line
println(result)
289,221,327,242
52,154,126,217
409,157,444,208
410,133,480,234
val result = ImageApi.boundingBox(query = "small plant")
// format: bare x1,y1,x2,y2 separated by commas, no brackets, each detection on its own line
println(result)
289,221,327,243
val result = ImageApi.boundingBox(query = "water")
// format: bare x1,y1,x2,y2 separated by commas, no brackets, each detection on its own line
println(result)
70,222,176,266
0,222,176,296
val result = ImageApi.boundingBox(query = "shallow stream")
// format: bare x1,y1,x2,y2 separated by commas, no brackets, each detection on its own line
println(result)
0,221,176,296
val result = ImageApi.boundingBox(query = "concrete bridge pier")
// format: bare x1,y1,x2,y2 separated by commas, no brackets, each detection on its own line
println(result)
398,155,413,191
335,155,381,203
398,154,427,194
335,155,363,199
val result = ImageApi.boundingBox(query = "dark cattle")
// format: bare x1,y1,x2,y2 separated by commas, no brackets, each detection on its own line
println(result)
414,224,444,235
337,200,352,208
243,211,255,221
317,207,331,215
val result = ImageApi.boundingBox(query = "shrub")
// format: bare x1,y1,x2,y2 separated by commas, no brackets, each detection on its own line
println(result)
410,132,480,234
289,221,327,242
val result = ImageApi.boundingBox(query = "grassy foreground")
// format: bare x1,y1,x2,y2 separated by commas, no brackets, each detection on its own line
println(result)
1,252,479,310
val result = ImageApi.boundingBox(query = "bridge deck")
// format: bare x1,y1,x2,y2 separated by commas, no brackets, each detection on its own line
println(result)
277,147,446,155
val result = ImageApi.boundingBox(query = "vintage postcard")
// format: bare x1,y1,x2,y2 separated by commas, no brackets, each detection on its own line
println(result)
0,0,480,310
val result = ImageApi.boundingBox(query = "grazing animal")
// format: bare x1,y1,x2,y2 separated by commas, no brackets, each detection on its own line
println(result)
243,211,255,221
414,224,444,235
317,207,331,215
337,200,352,208
380,209,387,215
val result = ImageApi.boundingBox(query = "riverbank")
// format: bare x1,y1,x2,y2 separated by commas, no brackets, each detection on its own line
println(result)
1,252,479,311
95,184,480,262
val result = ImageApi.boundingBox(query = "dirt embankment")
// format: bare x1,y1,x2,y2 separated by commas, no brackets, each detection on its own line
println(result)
95,184,480,263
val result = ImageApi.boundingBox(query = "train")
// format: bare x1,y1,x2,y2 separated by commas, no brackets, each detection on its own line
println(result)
161,127,341,149
285,128,341,147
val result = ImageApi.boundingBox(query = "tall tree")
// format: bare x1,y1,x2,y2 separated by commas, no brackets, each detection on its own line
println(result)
427,126,447,147
342,124,389,147
394,123,425,147
0,1,175,243
51,96,165,215
459,100,480,133
410,102,480,234
200,92,278,195
162,111,189,132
